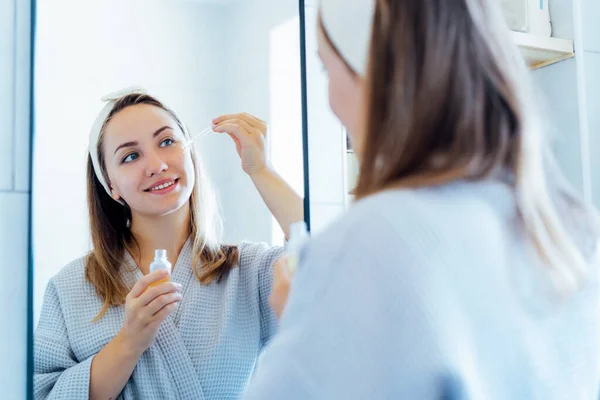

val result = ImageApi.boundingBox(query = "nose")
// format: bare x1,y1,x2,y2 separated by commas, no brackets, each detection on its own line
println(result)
145,150,168,177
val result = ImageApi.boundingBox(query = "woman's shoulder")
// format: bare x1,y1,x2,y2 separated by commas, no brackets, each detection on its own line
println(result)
236,242,283,282
311,181,517,260
315,188,434,243
48,254,94,296
218,242,282,292
238,241,284,267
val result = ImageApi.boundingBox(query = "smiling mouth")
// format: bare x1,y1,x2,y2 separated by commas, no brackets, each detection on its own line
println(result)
145,178,179,192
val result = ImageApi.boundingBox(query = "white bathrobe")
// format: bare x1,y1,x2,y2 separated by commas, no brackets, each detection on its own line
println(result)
34,239,282,399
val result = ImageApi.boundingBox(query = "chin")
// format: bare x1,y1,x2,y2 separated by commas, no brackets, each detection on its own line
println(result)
131,194,190,219
157,197,190,216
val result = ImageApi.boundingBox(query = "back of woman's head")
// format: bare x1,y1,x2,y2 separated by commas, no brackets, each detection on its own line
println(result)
323,0,599,295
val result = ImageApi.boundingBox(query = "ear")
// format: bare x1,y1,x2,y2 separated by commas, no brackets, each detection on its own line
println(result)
110,186,122,202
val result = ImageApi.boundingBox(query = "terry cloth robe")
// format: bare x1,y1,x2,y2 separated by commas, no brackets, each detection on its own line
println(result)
243,181,600,399
34,239,282,400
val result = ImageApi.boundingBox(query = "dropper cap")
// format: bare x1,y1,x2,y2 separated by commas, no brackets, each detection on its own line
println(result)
155,249,167,259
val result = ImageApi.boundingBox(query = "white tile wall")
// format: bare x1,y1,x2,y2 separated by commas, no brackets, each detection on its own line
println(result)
549,0,576,40
580,0,600,52
0,0,30,396
14,0,31,191
0,193,29,398
0,0,16,190
533,58,585,195
583,52,600,206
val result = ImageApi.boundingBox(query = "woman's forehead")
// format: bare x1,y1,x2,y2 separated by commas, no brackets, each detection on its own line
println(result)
107,104,172,131
104,104,180,141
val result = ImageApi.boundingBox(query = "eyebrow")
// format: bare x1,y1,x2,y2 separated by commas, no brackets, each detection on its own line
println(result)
113,126,173,155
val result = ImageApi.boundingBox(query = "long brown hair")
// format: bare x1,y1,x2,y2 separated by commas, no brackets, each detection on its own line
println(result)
321,0,599,295
86,94,238,320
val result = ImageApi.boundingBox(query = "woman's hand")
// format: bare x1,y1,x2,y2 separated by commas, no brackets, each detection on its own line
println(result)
89,271,181,399
269,255,294,319
213,112,303,239
212,112,268,176
117,270,182,356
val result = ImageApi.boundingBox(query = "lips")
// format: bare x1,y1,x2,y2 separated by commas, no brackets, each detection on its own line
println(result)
145,178,179,192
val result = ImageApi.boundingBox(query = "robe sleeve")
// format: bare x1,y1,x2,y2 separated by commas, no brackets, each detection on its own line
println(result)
244,212,448,399
242,242,284,347
34,280,95,400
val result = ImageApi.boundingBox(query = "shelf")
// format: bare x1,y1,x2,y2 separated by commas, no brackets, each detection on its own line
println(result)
511,31,574,70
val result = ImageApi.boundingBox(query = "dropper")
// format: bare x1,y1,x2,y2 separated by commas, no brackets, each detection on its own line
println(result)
183,127,214,149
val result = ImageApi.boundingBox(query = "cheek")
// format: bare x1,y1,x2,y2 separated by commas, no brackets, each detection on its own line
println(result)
327,75,348,120
184,158,196,186
328,71,362,131
109,167,140,196
178,149,196,186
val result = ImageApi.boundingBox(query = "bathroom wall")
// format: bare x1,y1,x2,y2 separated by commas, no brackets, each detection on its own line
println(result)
577,0,600,207
533,0,587,198
532,0,600,209
0,0,30,396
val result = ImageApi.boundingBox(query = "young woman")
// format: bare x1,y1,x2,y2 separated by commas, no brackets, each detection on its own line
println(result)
34,87,303,400
247,0,600,398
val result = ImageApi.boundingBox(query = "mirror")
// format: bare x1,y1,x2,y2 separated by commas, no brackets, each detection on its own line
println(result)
32,0,306,397
302,4,348,235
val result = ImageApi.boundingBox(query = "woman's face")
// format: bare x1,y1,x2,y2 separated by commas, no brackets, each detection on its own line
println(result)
101,104,195,219
317,22,366,155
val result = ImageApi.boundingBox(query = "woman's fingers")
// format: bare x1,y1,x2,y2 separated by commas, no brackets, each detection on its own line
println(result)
213,119,258,146
213,122,248,144
230,118,259,137
241,112,267,132
151,302,180,324
137,281,181,307
146,292,182,316
128,270,170,299
213,113,267,133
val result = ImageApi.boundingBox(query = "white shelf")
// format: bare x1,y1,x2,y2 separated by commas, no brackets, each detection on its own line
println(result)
511,31,574,70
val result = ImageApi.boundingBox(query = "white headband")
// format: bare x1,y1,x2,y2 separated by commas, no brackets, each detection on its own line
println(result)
319,0,376,76
88,86,148,205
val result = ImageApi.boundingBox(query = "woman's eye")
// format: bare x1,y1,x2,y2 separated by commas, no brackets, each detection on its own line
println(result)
160,138,174,147
122,152,139,163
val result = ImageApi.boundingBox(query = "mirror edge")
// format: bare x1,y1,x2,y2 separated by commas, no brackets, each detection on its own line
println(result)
27,0,37,398
299,0,311,233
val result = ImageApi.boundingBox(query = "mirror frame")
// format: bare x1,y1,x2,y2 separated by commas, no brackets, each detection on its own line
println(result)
26,0,36,398
299,0,311,233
